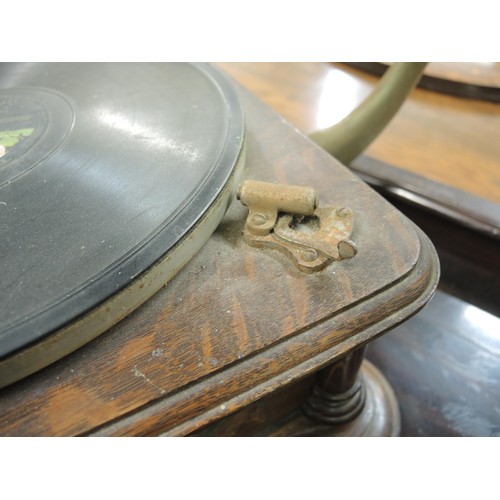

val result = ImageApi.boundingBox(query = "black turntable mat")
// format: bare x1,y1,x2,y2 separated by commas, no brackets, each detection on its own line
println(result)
0,63,244,366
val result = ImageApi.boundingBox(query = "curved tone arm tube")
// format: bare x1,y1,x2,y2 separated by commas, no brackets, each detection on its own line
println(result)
309,62,428,165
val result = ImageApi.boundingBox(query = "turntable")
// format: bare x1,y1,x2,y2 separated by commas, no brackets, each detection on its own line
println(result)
0,62,245,386
0,63,439,436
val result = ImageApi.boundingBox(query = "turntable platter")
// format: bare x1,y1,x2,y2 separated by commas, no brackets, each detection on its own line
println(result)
0,63,244,385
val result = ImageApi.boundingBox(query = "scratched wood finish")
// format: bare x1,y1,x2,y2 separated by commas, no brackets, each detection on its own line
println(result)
368,184,500,317
191,158,500,436
193,289,500,437
0,79,438,436
217,62,500,203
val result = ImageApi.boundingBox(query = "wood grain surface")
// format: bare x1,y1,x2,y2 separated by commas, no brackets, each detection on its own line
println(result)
217,63,500,203
424,62,500,88
193,288,500,437
345,62,500,102
0,78,438,436
366,289,500,436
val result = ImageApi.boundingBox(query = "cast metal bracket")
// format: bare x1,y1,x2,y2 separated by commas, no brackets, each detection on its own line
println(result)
237,180,357,273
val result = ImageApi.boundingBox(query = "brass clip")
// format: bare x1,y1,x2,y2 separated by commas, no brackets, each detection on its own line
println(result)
237,180,357,273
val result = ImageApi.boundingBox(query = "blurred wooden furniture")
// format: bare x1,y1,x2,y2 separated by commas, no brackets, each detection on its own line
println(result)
217,62,500,203
0,76,439,436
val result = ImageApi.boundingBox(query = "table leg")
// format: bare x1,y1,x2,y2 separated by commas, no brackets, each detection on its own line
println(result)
299,347,401,436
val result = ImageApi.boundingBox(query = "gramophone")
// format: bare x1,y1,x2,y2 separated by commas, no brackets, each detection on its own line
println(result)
0,62,438,436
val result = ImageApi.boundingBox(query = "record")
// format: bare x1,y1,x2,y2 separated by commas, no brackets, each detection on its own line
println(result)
0,63,245,386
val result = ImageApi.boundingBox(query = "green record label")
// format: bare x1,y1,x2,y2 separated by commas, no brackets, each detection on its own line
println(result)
0,128,35,148
0,88,74,185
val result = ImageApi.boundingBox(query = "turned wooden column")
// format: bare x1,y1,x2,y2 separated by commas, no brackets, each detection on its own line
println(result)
302,347,367,425
294,349,402,437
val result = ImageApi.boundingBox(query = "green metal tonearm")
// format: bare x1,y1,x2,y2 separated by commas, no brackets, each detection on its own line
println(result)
309,62,428,165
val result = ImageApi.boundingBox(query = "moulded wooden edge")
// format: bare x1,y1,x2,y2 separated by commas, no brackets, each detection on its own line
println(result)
88,225,439,436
